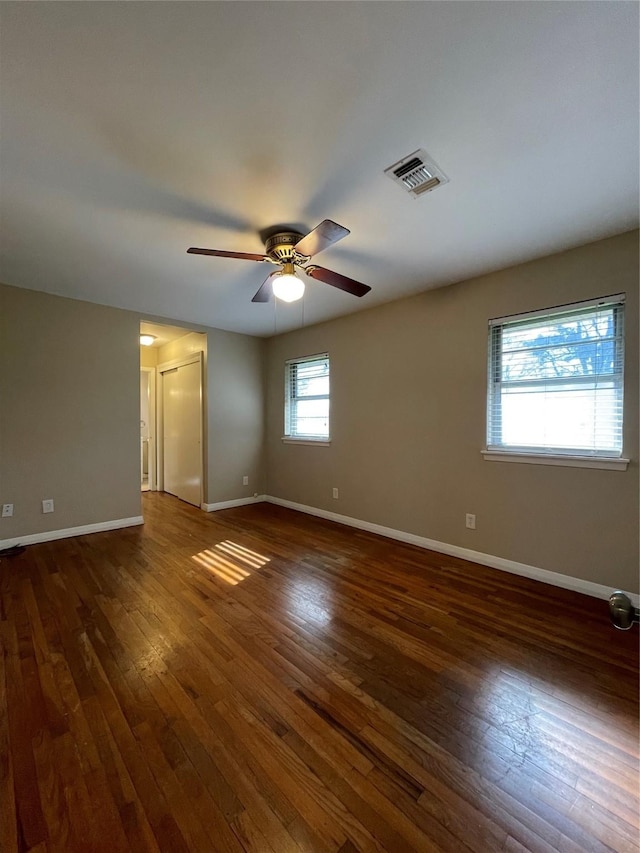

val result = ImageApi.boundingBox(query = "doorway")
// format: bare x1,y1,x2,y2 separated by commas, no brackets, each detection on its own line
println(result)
158,353,203,507
140,367,156,491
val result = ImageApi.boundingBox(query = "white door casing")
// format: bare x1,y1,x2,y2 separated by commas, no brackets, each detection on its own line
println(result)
140,366,156,491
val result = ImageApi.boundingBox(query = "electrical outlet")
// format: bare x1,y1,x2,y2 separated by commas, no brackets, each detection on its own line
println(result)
242,475,249,486
332,488,339,499
42,499,54,514
465,513,476,530
2,504,13,518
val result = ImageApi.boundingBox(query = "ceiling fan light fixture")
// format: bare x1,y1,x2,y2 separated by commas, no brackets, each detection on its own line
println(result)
188,219,371,303
272,271,305,303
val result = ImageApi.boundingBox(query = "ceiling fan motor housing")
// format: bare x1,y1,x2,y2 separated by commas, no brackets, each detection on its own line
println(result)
265,231,305,264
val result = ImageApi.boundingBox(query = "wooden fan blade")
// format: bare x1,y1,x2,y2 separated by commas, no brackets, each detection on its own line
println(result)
305,265,371,297
187,247,269,262
251,273,274,303
294,220,350,258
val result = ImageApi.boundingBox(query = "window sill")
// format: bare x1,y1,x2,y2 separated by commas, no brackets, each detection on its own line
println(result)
281,437,331,447
482,450,629,471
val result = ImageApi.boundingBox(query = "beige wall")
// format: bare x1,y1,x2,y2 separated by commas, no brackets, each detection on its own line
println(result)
2,231,636,592
0,286,266,539
0,284,141,537
205,328,266,504
265,231,639,593
140,345,158,368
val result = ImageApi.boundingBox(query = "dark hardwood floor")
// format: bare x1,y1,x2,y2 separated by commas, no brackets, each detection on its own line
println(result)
1,492,638,852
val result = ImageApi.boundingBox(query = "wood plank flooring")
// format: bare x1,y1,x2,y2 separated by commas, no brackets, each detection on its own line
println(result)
1,492,638,852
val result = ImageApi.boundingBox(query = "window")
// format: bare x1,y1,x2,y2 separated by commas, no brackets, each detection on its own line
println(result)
284,353,330,441
487,295,625,460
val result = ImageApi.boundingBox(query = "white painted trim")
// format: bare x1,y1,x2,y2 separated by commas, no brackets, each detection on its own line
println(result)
482,450,630,471
156,353,203,373
281,438,331,446
488,293,625,326
0,516,144,551
140,366,157,491
202,495,267,512
264,496,639,607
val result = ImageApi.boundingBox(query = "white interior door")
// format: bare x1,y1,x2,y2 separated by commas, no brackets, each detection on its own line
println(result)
162,359,202,507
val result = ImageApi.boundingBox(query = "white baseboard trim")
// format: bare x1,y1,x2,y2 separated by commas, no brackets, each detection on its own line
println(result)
264,496,639,607
0,516,144,551
202,495,267,513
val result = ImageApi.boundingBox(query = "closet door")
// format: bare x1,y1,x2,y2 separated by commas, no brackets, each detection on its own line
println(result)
162,359,202,506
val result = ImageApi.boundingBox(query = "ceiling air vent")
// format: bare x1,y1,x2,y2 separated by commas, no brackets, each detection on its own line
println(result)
384,149,449,198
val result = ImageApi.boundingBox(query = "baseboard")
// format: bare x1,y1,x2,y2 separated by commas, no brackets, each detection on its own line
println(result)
264,496,639,606
0,516,144,551
5,498,633,607
202,495,267,512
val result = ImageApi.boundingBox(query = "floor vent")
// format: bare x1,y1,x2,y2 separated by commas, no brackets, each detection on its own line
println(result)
384,149,449,198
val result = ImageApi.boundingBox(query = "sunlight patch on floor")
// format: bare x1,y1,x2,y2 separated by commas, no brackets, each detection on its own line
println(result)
192,541,270,585
215,540,270,568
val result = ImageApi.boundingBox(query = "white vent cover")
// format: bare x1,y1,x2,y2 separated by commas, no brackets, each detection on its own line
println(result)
384,149,449,198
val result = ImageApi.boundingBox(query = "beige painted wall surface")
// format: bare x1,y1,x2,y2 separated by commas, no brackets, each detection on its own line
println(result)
265,231,640,594
0,283,141,537
140,346,158,368
1,286,266,538
206,329,266,504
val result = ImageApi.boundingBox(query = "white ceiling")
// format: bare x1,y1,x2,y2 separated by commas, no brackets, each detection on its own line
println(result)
1,2,638,337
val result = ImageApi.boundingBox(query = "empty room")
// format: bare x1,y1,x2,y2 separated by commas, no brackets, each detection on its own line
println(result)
0,3,638,852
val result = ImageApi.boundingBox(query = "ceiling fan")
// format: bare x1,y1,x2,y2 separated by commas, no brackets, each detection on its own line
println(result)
187,219,371,303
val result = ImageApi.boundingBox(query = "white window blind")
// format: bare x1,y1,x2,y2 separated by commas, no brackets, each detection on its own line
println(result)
285,353,330,439
487,295,625,457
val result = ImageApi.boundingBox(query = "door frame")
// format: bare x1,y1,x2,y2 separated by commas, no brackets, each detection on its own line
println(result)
140,366,157,491
157,352,204,506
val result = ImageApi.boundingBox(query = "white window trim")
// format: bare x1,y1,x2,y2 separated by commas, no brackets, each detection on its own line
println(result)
284,352,330,441
482,449,629,471
487,294,626,463
281,437,331,446
488,293,625,326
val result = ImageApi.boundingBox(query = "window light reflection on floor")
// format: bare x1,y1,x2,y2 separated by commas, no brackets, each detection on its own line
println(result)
191,540,270,585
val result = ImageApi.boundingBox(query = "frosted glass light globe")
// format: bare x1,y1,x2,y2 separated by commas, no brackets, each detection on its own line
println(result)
272,273,305,303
